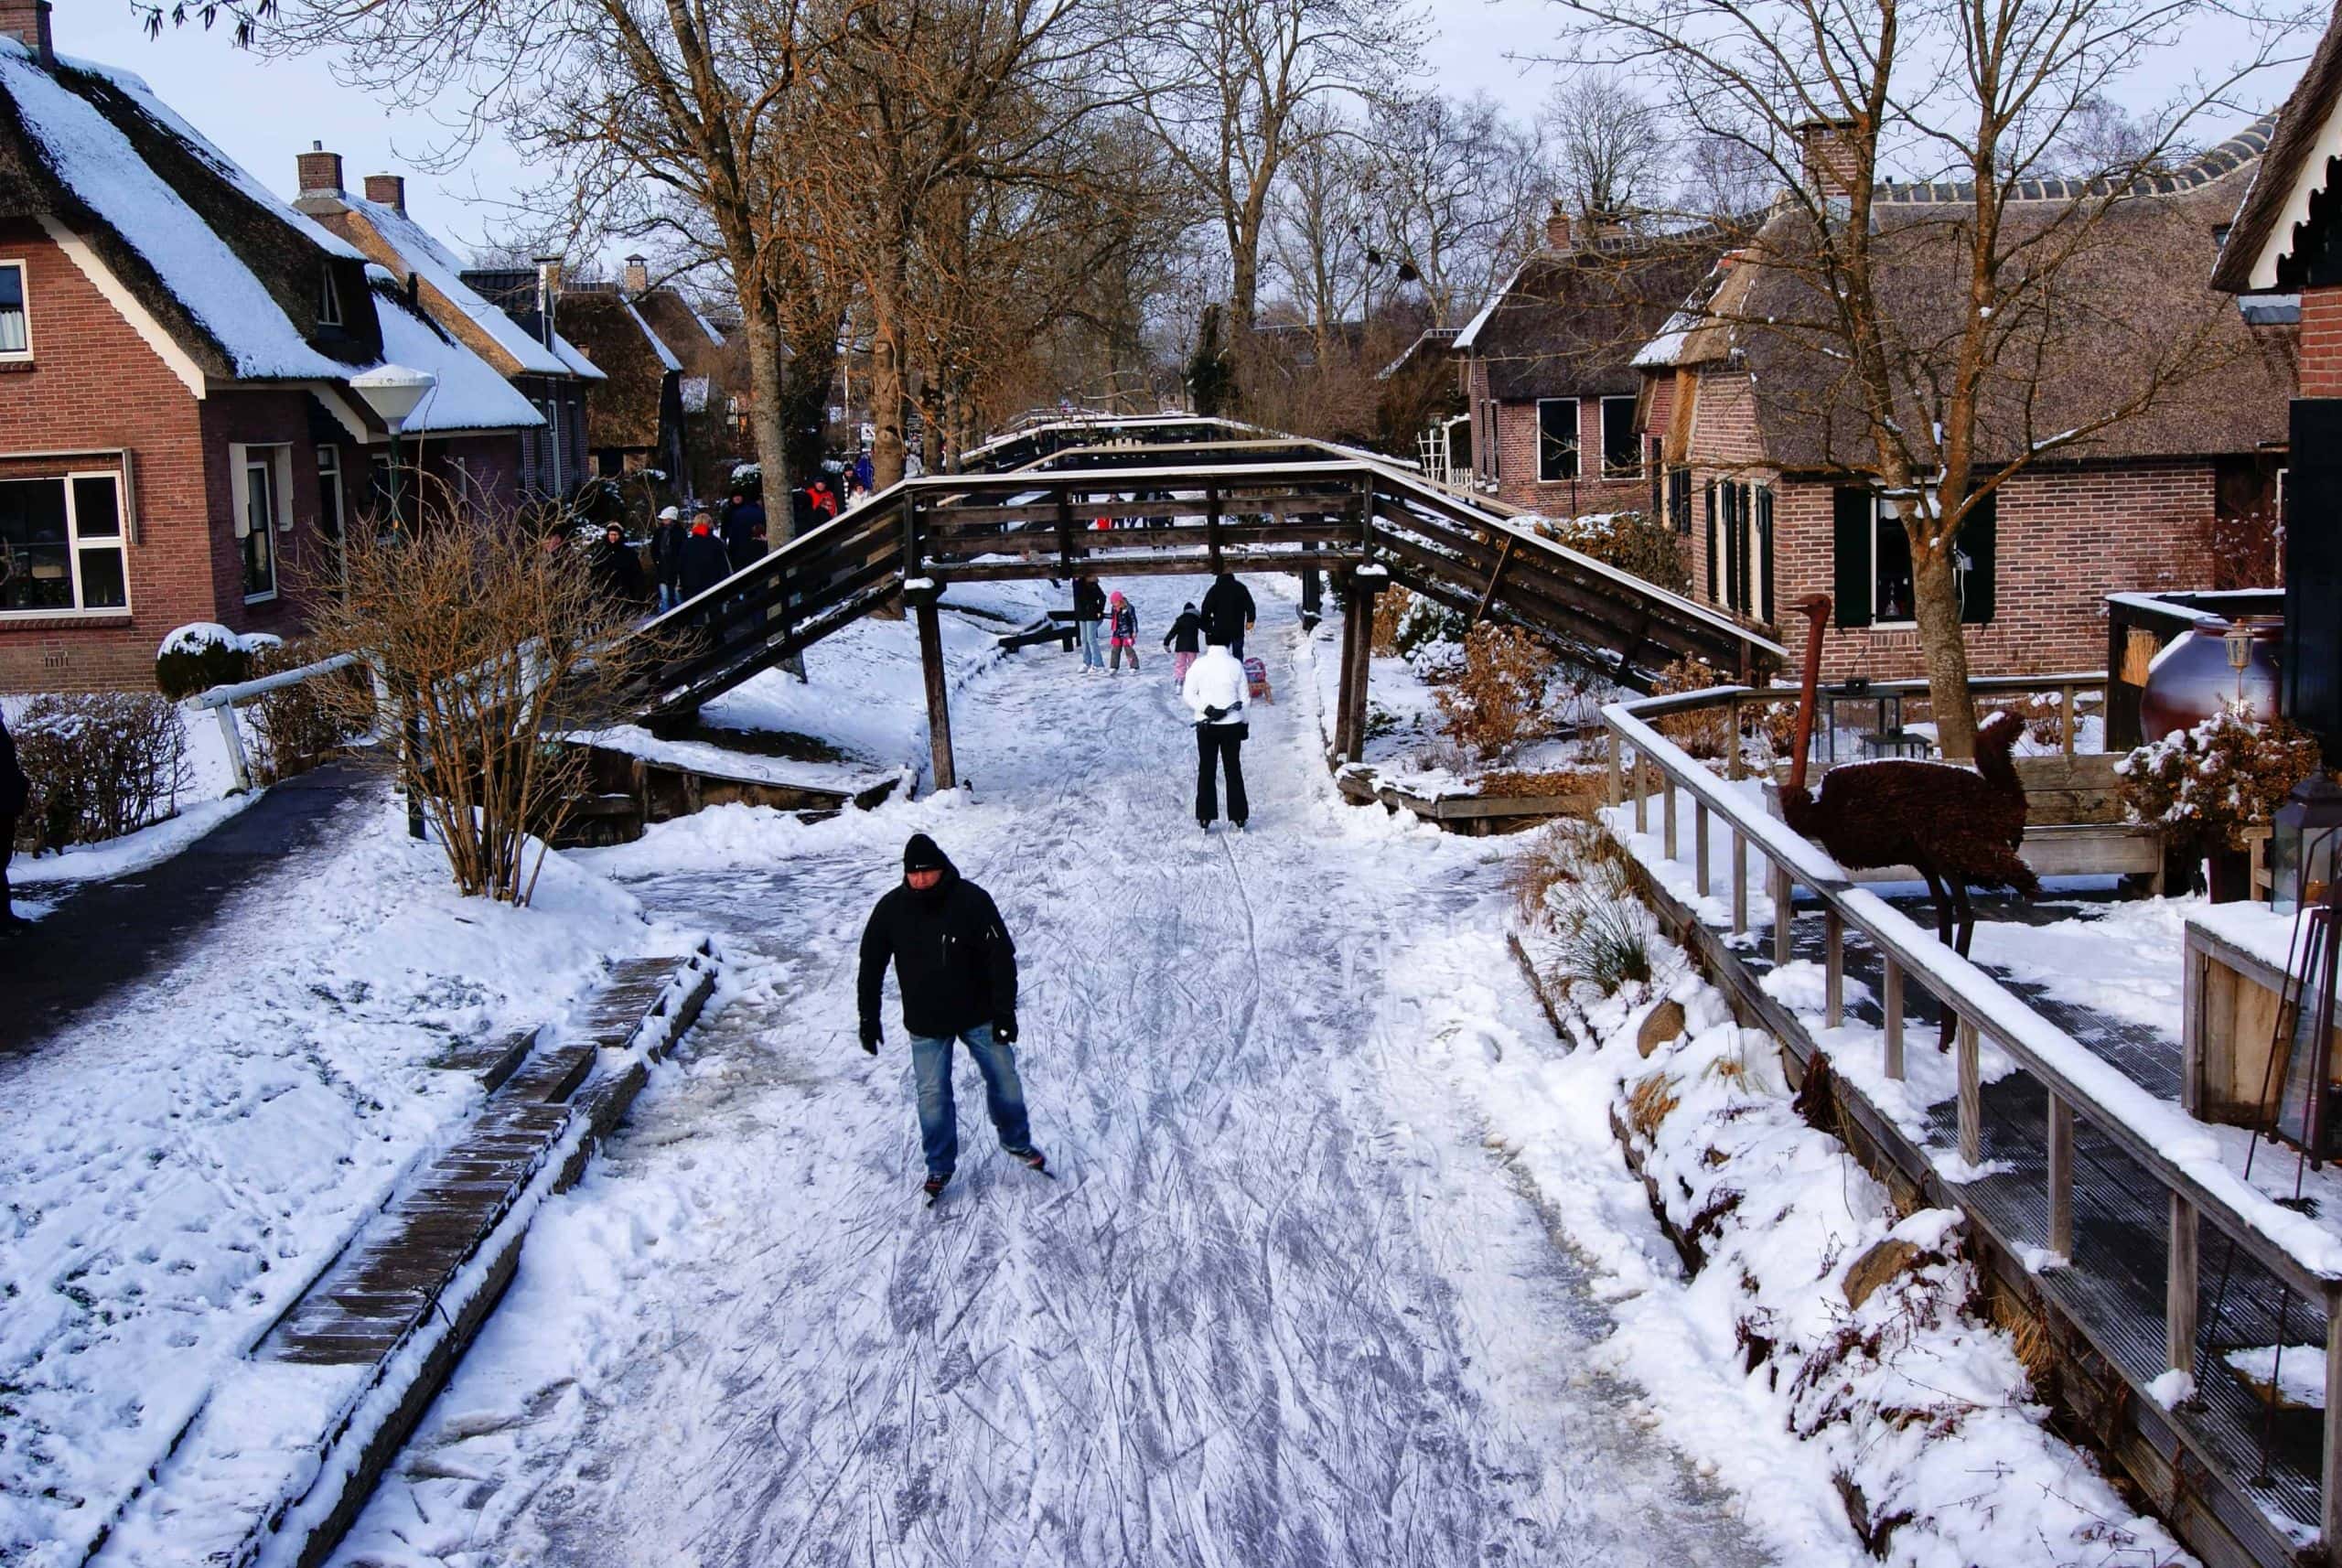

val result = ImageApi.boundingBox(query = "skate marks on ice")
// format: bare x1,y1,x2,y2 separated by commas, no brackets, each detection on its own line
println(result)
328,584,1773,1568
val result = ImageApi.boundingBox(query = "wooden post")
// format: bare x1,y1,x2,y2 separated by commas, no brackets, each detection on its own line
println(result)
1770,865,1793,965
1732,829,1748,935
1957,1019,1982,1165
910,585,956,792
1726,696,1744,779
1345,578,1380,756
2323,1297,2342,1552
2047,1091,2074,1259
2061,682,2077,759
214,702,252,793
1883,955,1905,1079
1606,726,1623,807
1694,801,1711,898
1824,908,1844,1027
1055,486,1075,579
2167,1193,2199,1377
1662,774,1679,861
1332,575,1359,761
1632,750,1648,833
1206,484,1223,575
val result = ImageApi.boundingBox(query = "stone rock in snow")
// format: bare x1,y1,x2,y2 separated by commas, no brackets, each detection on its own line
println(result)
1636,998,1687,1058
1841,1236,1924,1312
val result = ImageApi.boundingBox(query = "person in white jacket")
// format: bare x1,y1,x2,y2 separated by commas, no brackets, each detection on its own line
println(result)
1181,630,1251,832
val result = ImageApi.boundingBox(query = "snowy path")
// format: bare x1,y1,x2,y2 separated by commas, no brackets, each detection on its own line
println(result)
331,582,1777,1568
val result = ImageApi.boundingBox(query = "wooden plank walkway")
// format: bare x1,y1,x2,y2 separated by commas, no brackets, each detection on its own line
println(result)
259,955,703,1366
1738,885,2324,1559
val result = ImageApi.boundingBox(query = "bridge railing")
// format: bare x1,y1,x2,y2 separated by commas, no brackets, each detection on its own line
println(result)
1601,683,2342,1553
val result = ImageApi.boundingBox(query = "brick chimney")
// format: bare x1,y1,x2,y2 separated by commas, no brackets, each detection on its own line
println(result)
296,142,345,198
1795,118,1863,201
0,0,53,67
1543,202,1573,252
622,254,650,295
362,174,406,215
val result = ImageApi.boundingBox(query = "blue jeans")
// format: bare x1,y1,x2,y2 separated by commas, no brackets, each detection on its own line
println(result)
1077,618,1103,668
909,1023,1034,1180
657,581,682,613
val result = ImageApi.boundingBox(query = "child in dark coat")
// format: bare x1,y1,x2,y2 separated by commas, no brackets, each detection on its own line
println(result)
1163,602,1203,684
1108,592,1141,674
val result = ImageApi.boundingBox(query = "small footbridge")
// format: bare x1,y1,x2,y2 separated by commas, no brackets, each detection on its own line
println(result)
633,415,1785,787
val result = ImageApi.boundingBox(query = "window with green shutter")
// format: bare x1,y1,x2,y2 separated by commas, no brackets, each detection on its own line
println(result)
1832,486,1872,628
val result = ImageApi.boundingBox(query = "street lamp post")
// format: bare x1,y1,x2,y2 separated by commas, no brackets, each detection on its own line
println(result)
349,365,437,839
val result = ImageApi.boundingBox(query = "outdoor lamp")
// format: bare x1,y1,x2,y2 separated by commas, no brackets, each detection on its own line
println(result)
349,362,435,433
2273,773,2342,917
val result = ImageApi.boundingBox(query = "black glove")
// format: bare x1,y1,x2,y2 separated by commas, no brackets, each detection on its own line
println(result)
860,1019,881,1055
994,1013,1018,1046
1203,704,1227,722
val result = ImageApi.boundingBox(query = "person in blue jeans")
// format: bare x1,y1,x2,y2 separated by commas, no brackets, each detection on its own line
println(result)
1072,574,1107,673
858,833,1047,1199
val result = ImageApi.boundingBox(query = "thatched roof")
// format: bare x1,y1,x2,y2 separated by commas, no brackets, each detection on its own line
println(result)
0,39,380,381
532,285,678,452
2214,0,2342,293
1664,143,2293,469
1454,235,1722,402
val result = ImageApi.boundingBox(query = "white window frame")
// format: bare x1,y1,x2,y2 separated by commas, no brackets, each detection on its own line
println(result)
0,469,131,618
1536,397,1580,482
317,265,342,328
1600,395,1640,477
0,260,29,361
231,442,294,604
315,443,345,536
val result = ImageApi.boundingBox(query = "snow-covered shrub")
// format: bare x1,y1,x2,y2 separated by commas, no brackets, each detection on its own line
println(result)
1531,510,1689,595
1386,590,1468,677
1436,623,1558,760
13,693,189,852
2115,704,2323,854
154,622,253,699
245,642,369,783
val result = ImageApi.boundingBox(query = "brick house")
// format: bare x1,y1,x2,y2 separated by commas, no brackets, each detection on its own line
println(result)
618,255,752,499
0,13,543,692
1451,207,1714,516
289,152,604,504
1639,121,2291,679
472,268,687,485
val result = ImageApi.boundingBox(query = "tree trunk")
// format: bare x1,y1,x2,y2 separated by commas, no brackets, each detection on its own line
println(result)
1908,533,1980,760
870,306,908,489
740,289,796,543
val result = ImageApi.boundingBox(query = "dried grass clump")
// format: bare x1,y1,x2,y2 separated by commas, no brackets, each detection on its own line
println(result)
1507,810,1633,922
1473,766,1598,801
13,692,189,853
1556,897,1654,992
1436,623,1558,760
1627,1070,1681,1138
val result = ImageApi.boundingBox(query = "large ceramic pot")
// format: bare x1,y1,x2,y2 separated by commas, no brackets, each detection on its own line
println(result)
2140,616,2283,743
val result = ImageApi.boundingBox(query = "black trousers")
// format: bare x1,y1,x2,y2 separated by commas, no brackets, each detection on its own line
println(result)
1,811,15,918
1195,725,1248,825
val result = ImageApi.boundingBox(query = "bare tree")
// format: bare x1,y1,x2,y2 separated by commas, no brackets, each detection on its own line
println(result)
1372,91,1551,326
1116,0,1421,335
252,0,820,540
1549,0,2306,756
1544,70,1671,226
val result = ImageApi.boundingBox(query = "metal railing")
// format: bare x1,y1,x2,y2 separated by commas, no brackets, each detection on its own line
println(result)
1601,681,2342,1551
182,652,362,792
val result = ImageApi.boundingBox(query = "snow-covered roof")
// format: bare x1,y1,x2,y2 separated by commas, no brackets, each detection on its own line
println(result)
0,41,356,380
369,280,544,435
327,192,606,382
1448,258,1523,354
690,306,726,347
625,298,684,372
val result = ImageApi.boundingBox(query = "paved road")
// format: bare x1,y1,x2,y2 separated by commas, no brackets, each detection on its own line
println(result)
3,765,374,1054
330,585,1775,1568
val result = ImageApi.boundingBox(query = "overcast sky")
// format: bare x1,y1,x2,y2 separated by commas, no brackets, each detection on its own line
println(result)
57,0,2290,263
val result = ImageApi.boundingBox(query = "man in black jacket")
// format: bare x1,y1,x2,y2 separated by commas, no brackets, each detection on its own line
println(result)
1200,572,1256,659
1071,574,1106,673
0,704,27,928
678,513,732,601
858,833,1047,1198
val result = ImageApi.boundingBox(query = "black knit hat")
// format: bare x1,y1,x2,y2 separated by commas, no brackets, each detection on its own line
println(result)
903,832,951,874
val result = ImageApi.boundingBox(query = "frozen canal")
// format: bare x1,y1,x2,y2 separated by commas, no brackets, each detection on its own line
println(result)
331,582,1776,1568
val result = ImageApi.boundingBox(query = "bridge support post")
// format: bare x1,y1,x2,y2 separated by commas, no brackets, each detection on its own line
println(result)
907,581,956,792
1332,570,1360,761
1344,566,1387,766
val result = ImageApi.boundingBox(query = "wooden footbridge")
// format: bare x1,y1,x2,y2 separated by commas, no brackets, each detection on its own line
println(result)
635,415,1785,787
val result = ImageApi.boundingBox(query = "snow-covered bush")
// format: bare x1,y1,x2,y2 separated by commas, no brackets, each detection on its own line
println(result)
1435,623,1558,759
2116,704,2323,854
1529,510,1689,596
154,622,253,700
13,693,190,852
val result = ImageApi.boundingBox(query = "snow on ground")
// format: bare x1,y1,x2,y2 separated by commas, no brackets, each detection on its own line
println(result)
0,793,680,1566
326,576,1790,1568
